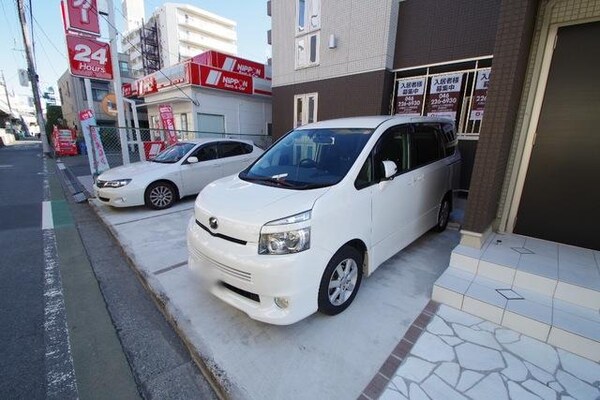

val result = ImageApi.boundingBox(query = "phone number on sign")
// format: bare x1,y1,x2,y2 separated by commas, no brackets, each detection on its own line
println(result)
430,98,457,106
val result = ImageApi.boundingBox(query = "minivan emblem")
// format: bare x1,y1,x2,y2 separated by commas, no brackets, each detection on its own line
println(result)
209,217,218,230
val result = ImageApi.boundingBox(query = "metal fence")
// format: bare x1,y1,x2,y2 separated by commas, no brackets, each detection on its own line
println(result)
83,126,273,176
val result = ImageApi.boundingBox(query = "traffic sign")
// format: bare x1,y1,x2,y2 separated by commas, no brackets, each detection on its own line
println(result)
66,34,113,80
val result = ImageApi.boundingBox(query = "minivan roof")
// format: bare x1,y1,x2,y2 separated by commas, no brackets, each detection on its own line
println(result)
297,115,454,130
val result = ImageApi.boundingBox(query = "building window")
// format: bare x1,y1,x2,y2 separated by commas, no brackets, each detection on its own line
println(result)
119,61,129,74
294,93,318,128
180,113,188,131
92,88,109,102
295,0,320,69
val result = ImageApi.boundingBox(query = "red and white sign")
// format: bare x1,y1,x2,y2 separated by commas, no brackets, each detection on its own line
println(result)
395,77,426,116
52,126,78,157
66,34,113,80
80,109,110,174
62,0,100,36
198,65,253,95
156,63,190,89
122,83,138,98
192,51,270,79
470,68,491,121
426,73,464,120
136,74,157,96
159,104,179,146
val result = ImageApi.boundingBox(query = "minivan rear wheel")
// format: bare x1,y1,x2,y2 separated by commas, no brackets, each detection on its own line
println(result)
434,196,451,232
318,246,363,315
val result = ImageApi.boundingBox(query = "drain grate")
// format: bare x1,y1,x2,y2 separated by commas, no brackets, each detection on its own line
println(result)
496,288,524,300
511,246,535,255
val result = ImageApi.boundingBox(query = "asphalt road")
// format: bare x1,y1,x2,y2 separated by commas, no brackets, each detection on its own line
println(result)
0,142,46,398
0,142,215,399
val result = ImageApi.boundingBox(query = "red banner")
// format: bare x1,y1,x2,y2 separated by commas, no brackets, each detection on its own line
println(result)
66,34,113,80
122,83,138,98
136,74,157,96
470,69,491,121
63,0,100,36
159,104,178,146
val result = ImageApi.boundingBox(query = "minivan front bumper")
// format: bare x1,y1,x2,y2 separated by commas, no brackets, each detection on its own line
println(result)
186,217,330,325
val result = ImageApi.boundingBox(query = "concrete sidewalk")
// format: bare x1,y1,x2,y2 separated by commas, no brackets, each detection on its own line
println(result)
89,197,461,399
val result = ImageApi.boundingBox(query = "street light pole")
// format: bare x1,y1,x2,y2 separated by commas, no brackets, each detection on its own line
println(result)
16,0,49,153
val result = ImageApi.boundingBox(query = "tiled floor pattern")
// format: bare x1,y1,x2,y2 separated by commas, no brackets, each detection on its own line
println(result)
376,305,600,400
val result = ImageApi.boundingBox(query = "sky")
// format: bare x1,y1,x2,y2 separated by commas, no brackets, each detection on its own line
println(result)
0,0,271,98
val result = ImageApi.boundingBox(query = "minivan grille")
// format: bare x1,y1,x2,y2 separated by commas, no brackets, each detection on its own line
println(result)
190,246,252,283
196,220,247,245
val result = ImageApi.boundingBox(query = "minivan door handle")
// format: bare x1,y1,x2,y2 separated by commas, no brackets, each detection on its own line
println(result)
415,174,424,182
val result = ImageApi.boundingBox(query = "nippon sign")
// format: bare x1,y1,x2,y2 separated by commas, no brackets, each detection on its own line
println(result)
198,65,253,95
192,51,270,80
62,0,100,36
66,34,113,80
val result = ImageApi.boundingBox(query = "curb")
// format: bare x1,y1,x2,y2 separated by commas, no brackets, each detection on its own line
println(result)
87,199,237,400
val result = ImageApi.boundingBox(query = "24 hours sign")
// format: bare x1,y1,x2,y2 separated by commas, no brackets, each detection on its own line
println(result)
66,34,113,80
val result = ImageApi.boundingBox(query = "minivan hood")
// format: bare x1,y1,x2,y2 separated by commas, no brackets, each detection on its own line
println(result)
195,175,330,243
98,161,170,180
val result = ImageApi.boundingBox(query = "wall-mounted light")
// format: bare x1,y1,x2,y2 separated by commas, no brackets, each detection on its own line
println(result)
328,34,337,49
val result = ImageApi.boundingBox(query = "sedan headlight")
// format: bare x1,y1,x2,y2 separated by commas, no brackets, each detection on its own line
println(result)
104,179,132,188
258,211,311,255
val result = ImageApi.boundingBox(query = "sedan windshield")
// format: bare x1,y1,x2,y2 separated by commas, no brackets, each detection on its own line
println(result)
151,142,196,163
240,128,373,189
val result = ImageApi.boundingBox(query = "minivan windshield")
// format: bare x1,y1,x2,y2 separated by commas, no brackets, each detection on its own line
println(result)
240,128,373,189
151,142,196,163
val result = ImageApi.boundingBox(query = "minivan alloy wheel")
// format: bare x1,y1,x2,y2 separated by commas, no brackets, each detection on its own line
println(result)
328,258,358,306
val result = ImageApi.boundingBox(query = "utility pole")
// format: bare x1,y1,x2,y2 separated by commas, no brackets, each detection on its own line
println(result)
16,0,49,153
1,71,14,115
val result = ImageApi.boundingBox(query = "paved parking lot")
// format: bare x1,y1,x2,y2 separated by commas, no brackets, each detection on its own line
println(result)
91,197,461,399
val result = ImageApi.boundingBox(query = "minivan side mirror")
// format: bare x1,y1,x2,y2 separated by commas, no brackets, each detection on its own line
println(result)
187,156,199,164
382,160,398,179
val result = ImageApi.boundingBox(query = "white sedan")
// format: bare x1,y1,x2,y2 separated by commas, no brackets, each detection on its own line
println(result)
93,138,263,209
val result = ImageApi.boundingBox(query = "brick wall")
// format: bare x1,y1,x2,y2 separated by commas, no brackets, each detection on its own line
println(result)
463,0,539,233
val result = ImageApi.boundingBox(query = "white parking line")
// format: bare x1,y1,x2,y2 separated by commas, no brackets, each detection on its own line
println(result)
42,201,54,230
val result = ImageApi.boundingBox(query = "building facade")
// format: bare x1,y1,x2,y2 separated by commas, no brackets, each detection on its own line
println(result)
122,2,238,78
58,54,136,131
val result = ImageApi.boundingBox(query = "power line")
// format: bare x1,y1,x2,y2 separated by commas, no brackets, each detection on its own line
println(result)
30,15,68,61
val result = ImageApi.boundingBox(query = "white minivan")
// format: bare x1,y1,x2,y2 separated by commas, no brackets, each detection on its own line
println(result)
187,116,460,324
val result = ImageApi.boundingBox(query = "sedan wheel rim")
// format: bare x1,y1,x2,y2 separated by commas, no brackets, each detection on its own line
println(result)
328,258,358,306
150,186,173,207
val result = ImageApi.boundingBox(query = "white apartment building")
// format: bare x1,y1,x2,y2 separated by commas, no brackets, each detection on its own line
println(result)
122,2,238,78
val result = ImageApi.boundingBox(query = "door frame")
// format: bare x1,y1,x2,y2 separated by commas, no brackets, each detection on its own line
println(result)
500,15,600,233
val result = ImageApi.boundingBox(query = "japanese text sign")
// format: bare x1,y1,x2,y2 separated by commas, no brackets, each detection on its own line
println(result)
63,0,100,36
395,77,426,116
426,73,464,120
79,109,110,174
470,69,491,121
66,34,113,80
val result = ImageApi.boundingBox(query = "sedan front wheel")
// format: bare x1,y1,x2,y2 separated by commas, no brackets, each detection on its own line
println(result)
145,181,176,210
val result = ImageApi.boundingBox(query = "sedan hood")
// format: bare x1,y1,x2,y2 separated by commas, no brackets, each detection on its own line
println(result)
98,161,170,180
194,175,330,243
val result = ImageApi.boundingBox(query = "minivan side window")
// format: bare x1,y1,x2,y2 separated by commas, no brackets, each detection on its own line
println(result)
373,124,411,181
354,155,373,190
410,124,443,168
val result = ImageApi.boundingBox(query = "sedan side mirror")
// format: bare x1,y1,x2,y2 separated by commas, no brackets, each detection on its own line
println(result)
382,160,398,179
187,156,199,164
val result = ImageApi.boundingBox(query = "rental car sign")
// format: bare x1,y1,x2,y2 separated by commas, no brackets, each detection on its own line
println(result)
66,34,113,80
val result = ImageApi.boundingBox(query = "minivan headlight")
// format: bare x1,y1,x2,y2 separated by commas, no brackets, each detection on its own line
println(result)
258,211,311,255
259,228,310,255
105,179,131,188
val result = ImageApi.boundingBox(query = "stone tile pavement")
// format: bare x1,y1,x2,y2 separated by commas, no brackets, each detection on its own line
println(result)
373,305,600,400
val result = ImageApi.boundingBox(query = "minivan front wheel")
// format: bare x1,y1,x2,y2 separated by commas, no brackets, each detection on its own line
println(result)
318,246,363,315
434,196,451,232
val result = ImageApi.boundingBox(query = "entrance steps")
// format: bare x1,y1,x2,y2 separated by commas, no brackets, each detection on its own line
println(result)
432,233,600,361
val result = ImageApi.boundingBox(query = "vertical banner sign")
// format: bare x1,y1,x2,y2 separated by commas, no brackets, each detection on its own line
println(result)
159,104,179,146
426,73,464,119
395,77,426,116
79,109,110,174
470,68,491,121
64,0,101,36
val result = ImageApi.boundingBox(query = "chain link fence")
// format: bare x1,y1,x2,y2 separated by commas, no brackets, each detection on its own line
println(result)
82,126,273,176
